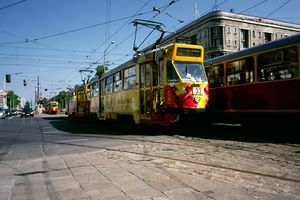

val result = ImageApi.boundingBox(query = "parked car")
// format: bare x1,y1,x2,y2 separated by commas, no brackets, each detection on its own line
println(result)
0,107,5,119
11,109,18,116
5,109,11,118
21,108,34,117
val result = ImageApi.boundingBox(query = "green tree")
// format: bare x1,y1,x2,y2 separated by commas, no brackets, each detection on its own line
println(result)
24,101,31,109
53,90,67,110
96,64,108,77
6,90,20,109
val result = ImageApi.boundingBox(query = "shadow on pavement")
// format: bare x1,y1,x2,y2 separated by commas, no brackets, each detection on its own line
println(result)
42,115,299,145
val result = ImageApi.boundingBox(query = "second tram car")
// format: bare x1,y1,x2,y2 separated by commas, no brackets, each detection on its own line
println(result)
89,43,209,126
204,33,300,126
66,85,90,117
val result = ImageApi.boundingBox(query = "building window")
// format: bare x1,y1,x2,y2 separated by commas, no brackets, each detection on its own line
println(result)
241,29,249,48
264,32,272,42
258,31,262,38
227,27,231,34
227,40,231,46
211,26,222,37
252,30,256,37
234,40,237,47
191,34,197,44
210,26,223,49
234,27,237,35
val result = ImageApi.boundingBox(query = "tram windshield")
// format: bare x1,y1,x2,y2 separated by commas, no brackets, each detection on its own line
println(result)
174,61,206,82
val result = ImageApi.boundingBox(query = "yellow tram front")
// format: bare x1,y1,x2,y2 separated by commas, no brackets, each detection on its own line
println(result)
138,43,209,126
161,44,209,123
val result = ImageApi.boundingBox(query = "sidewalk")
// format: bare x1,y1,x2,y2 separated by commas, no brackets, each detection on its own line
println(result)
1,150,210,200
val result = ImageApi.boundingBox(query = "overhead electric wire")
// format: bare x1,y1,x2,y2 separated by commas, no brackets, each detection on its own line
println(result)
78,0,154,69
0,10,154,46
0,0,28,11
46,0,156,87
265,0,291,18
239,0,270,14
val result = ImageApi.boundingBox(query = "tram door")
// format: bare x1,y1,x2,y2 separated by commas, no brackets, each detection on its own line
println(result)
140,61,164,121
98,79,105,119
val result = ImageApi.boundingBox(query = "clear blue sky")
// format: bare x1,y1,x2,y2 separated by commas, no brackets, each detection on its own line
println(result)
1,0,299,103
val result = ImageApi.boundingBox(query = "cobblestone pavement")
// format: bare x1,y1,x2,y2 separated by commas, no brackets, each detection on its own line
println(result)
1,132,299,200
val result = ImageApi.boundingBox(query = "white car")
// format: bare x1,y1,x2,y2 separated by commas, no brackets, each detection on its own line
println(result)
0,107,5,119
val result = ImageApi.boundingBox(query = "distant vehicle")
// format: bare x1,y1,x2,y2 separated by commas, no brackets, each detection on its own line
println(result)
5,109,11,118
45,101,59,114
21,108,34,117
0,107,5,119
11,109,18,115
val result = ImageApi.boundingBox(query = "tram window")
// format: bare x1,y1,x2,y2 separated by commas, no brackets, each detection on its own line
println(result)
140,90,145,114
146,90,150,114
160,60,164,85
91,82,98,97
206,64,224,88
167,60,179,83
226,57,254,85
258,47,298,81
153,62,158,86
105,76,113,93
113,71,122,92
145,63,151,87
140,63,145,87
100,79,105,95
124,66,136,89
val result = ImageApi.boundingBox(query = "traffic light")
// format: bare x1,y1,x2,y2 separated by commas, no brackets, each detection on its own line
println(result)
5,74,11,83
23,79,26,86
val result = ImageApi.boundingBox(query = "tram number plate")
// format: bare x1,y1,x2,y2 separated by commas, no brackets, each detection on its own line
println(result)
193,87,203,95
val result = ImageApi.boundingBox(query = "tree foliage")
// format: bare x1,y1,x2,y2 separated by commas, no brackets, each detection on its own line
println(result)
96,65,108,77
24,101,31,109
6,90,20,109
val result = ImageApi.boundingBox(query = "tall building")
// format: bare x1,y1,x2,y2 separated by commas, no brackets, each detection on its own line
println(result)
157,10,300,59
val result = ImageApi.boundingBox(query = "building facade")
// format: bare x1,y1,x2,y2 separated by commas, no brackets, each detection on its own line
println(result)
158,10,300,59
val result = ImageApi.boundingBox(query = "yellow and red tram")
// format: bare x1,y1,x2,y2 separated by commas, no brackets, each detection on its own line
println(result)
89,43,209,126
204,33,300,126
45,101,59,114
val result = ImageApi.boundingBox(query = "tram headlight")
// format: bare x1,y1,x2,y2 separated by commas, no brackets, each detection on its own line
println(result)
185,86,193,93
195,96,200,102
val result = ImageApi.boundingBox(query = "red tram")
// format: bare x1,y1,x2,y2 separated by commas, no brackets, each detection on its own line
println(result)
204,33,300,126
45,101,59,114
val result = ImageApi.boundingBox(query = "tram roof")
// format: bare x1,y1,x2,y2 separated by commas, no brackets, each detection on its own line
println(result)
204,33,300,65
98,43,178,79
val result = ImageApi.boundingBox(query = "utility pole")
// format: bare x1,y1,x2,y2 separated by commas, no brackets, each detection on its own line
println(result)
36,75,40,108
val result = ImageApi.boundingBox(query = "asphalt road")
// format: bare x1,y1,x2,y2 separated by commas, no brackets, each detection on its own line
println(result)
0,114,299,199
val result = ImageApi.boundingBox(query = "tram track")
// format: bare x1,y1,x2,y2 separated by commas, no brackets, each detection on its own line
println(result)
51,135,300,184
59,132,300,167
